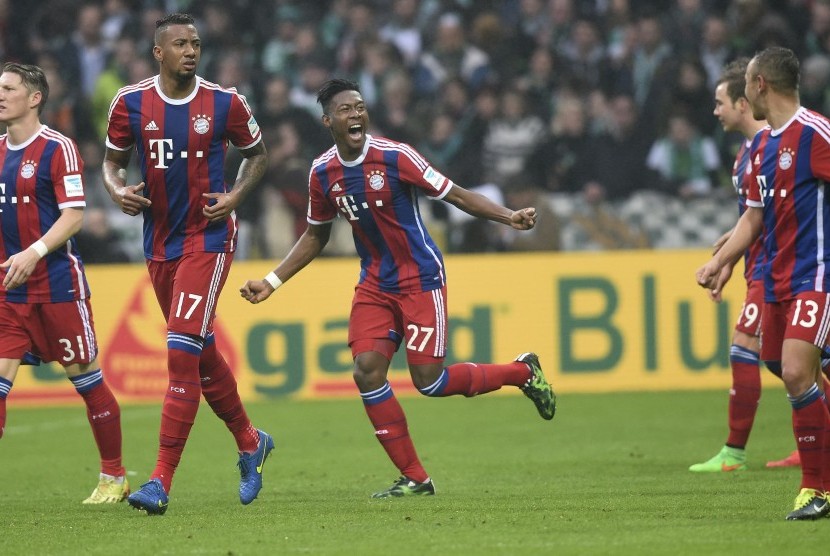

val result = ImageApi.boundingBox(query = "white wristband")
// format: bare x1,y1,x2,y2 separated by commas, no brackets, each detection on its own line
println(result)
263,271,283,290
29,239,48,258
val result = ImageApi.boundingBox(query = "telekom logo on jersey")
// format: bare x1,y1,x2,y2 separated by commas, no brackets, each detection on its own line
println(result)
148,139,206,169
0,183,32,213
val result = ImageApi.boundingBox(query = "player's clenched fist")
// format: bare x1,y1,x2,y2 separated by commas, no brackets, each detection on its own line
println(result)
240,279,275,304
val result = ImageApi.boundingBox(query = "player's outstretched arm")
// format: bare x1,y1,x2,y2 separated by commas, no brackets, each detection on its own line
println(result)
695,206,762,297
0,207,83,290
241,222,332,304
102,148,151,216
442,184,537,230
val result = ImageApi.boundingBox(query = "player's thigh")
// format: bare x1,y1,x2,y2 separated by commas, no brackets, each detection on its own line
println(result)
152,252,233,337
782,291,830,348
349,287,402,361
760,301,785,362
0,302,32,364
735,279,763,337
34,300,99,366
399,286,447,365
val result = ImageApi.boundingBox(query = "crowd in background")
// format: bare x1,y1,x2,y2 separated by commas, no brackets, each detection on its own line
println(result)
0,0,827,259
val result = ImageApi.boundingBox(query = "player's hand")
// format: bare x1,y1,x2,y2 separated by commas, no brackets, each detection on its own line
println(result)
510,207,537,230
707,265,734,302
113,182,151,216
203,192,238,223
0,249,40,290
240,279,275,304
696,259,732,298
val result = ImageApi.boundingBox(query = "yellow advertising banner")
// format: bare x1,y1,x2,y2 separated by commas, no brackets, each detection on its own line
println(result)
10,250,772,406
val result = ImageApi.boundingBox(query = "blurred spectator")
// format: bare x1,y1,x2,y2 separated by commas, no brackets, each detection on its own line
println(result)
100,0,132,48
559,17,607,94
336,0,378,75
481,86,547,185
91,35,139,140
803,0,830,56
75,208,131,264
699,16,735,90
800,54,830,114
660,56,718,136
258,75,329,157
588,93,651,201
260,6,300,76
646,112,721,199
501,178,561,252
413,11,491,95
515,46,561,120
527,96,595,194
664,0,707,57
354,39,406,109
371,69,422,145
57,2,110,99
631,13,673,108
379,0,423,67
290,53,333,118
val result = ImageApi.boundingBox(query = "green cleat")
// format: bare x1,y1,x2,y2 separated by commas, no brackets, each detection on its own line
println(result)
516,352,556,420
371,476,435,499
785,488,830,520
689,445,747,472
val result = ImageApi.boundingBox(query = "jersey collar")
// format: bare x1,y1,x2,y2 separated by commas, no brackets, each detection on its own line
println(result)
337,134,372,167
153,75,201,105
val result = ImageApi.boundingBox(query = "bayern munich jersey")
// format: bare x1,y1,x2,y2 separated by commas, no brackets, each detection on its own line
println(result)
733,138,765,283
106,75,262,261
746,107,830,301
0,125,90,303
308,135,453,293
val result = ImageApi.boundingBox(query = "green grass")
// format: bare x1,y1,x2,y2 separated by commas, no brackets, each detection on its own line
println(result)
3,390,828,555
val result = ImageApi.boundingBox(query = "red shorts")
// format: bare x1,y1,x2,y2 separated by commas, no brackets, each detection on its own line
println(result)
0,299,98,364
146,251,233,338
761,291,830,361
349,285,447,365
735,279,764,336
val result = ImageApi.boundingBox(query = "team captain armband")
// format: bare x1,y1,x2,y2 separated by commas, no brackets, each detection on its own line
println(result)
29,240,48,258
264,271,283,291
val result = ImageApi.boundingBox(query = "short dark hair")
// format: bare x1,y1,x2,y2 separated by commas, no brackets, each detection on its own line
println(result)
317,79,360,115
2,63,49,114
717,57,750,103
155,13,196,45
752,46,800,94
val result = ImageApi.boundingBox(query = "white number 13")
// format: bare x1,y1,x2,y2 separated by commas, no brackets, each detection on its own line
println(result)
792,299,819,328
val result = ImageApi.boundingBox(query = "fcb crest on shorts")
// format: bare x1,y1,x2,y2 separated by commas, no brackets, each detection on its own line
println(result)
192,114,211,135
367,169,385,191
20,160,36,179
779,148,794,170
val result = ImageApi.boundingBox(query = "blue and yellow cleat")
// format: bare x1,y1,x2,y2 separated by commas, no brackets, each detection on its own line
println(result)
238,429,275,505
127,478,168,515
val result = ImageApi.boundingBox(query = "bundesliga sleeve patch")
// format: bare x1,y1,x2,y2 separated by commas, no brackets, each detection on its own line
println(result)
423,166,446,190
63,174,84,197
247,116,260,137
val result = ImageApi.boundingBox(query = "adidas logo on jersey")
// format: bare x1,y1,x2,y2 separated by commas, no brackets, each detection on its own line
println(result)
332,183,342,192
144,120,159,131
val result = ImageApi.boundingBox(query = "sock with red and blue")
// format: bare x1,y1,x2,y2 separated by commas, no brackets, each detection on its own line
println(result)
152,332,203,493
361,382,428,482
0,376,11,439
69,369,124,476
726,345,762,449
199,334,258,453
419,361,531,397
789,383,828,490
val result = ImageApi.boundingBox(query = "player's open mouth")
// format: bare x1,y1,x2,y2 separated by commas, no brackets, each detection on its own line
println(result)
348,124,363,140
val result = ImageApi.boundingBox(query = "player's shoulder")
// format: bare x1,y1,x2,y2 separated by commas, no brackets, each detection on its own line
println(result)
198,77,242,98
113,76,156,101
369,135,428,167
311,145,338,170
796,107,830,136
39,126,78,150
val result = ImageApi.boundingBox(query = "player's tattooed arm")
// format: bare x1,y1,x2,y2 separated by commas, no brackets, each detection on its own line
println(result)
203,142,267,223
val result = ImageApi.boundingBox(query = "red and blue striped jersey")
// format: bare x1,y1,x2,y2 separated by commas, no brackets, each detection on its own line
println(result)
0,125,90,303
733,137,766,283
746,107,830,301
105,75,262,261
307,135,453,293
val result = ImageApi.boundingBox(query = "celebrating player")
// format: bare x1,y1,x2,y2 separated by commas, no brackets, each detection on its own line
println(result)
696,47,830,520
0,63,129,504
241,78,556,498
102,13,272,514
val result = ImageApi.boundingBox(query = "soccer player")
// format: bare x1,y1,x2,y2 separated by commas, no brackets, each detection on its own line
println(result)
690,57,813,472
101,13,272,515
696,47,830,520
240,78,556,498
0,63,128,504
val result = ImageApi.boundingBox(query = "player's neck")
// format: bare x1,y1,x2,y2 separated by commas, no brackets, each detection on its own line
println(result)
4,115,42,146
765,98,800,131
158,73,196,100
741,118,767,140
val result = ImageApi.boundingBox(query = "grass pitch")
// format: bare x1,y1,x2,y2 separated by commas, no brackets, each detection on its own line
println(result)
2,389,828,555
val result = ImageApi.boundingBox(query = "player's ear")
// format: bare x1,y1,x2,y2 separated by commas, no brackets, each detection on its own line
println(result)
321,113,331,128
153,45,163,63
29,90,41,111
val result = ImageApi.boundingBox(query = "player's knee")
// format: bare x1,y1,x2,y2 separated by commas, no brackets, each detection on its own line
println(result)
763,360,782,378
